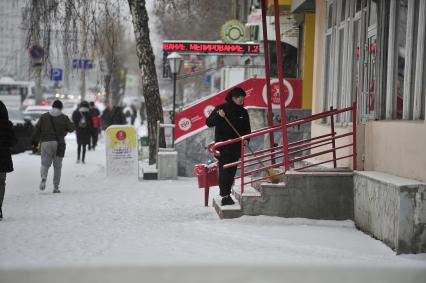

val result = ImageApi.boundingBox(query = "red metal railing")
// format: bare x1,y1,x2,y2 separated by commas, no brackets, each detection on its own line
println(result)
208,102,357,194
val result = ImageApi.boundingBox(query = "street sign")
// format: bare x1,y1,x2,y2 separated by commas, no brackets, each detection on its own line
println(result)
72,59,94,69
50,68,63,81
29,45,44,59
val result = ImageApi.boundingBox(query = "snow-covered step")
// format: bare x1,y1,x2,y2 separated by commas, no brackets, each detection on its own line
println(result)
212,195,242,219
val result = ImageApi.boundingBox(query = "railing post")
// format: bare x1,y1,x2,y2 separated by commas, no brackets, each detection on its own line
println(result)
273,0,289,172
261,0,276,164
203,166,209,207
330,106,337,168
352,101,357,170
240,138,245,194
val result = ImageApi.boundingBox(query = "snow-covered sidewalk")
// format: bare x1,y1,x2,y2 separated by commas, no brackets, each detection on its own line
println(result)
0,136,425,282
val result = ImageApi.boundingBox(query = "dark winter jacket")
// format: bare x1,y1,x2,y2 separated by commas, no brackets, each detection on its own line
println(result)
110,106,127,125
0,101,18,173
102,107,112,129
206,92,251,156
72,107,93,145
89,107,101,130
32,109,75,143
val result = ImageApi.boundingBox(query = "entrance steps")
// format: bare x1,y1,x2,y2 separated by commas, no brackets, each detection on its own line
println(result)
214,170,354,220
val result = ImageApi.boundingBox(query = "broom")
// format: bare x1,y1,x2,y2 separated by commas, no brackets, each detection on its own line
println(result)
222,115,281,184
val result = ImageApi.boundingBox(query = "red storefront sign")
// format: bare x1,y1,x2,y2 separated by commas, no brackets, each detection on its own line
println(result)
174,78,302,143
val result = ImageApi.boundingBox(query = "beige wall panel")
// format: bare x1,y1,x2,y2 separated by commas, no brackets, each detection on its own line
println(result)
364,121,426,182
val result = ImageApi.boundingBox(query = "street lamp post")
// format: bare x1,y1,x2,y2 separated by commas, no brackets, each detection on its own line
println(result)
167,52,183,147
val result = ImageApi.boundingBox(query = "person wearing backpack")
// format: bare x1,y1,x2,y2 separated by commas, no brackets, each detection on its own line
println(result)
31,100,75,193
89,101,101,150
72,101,92,164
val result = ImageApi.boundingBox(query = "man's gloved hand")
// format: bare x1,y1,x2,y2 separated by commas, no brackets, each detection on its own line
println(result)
217,109,226,118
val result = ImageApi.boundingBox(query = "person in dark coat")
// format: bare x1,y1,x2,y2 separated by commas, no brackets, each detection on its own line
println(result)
206,87,251,206
101,104,112,130
0,101,18,220
72,101,92,164
130,104,137,125
110,106,127,125
89,101,101,150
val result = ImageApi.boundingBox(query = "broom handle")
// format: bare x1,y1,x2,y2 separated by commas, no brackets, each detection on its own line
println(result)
222,114,268,168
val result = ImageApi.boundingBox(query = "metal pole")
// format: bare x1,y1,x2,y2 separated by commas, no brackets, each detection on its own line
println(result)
330,106,337,168
352,101,357,170
156,120,160,169
273,0,289,172
172,72,177,147
261,0,276,163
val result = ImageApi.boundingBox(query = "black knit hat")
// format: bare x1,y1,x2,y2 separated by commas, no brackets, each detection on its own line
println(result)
52,100,63,109
226,87,246,102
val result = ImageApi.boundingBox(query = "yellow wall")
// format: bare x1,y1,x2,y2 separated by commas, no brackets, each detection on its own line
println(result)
267,0,292,7
312,0,325,114
302,13,315,109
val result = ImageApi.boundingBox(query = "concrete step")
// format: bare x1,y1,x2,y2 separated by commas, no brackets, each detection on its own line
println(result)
142,168,158,180
212,195,242,219
233,186,262,202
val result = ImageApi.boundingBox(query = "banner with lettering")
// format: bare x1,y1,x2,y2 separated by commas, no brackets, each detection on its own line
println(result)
174,78,302,144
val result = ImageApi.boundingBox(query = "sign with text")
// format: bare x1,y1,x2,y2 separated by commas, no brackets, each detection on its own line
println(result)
174,78,302,144
72,59,94,69
106,126,138,177
162,41,260,55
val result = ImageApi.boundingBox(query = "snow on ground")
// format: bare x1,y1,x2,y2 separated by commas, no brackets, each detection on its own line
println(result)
0,133,425,277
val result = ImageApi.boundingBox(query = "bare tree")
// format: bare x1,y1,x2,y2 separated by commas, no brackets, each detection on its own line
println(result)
25,0,166,164
128,0,166,164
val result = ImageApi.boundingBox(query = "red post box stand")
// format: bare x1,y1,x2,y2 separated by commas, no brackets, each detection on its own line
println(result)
193,163,219,206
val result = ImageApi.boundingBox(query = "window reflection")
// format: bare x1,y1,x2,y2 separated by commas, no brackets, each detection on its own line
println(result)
396,0,408,119
369,0,377,26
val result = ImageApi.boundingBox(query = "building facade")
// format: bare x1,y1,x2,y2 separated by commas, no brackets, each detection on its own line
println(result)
310,0,426,182
0,0,29,80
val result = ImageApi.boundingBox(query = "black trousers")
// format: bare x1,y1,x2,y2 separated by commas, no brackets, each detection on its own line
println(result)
77,144,87,162
90,129,99,149
217,151,240,197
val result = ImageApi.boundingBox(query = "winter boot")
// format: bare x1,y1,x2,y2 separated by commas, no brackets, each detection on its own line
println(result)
39,179,46,191
221,195,235,206
0,207,3,220
53,187,61,194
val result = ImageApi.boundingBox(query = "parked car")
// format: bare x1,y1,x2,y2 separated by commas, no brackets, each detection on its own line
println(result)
8,109,35,154
22,105,51,123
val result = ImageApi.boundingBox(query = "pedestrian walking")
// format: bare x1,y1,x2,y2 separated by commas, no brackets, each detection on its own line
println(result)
110,106,127,125
89,101,101,150
0,101,18,220
31,100,75,193
72,101,92,164
101,104,112,130
123,104,133,125
130,104,137,125
206,87,251,206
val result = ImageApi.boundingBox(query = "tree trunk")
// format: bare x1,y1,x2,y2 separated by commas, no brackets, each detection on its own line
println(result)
128,0,165,164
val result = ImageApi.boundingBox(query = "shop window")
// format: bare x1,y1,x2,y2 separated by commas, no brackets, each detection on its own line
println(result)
396,0,408,119
268,41,298,79
387,0,425,120
369,0,377,26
